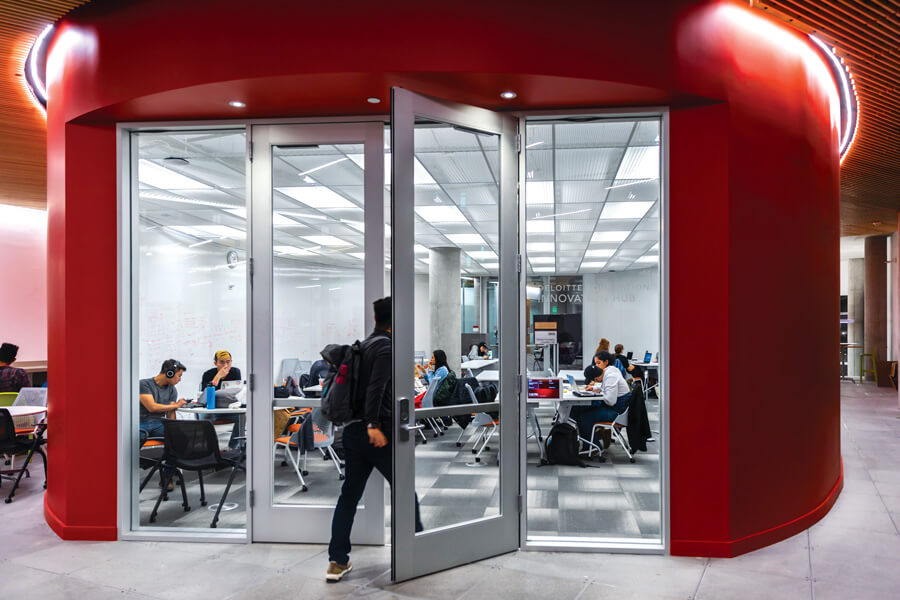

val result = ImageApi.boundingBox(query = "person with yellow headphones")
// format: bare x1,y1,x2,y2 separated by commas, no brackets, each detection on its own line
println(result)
199,350,243,449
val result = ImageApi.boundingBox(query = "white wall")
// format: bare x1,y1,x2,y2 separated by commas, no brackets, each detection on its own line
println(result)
582,267,660,367
0,206,47,362
138,227,247,396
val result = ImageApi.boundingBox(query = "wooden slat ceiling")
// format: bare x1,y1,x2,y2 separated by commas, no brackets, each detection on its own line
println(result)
0,0,88,209
0,0,897,235
753,0,900,236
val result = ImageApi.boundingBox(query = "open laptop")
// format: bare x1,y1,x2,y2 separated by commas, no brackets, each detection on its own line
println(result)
643,351,652,363
626,351,633,360
566,374,600,397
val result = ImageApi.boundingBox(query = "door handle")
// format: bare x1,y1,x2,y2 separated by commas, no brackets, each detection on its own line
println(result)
397,396,420,441
401,423,425,432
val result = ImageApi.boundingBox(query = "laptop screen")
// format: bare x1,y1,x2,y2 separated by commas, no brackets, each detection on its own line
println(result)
527,377,560,399
626,351,633,360
643,351,652,362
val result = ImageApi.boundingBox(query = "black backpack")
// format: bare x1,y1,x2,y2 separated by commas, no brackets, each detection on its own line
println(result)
544,420,585,467
319,341,363,425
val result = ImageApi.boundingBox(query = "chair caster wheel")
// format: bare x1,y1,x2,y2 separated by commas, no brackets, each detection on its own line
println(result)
184,506,191,512
630,458,636,463
339,463,345,468
422,439,427,444
475,457,481,463
598,456,606,463
4,498,11,504
150,516,157,523
302,471,309,477
339,474,345,480
281,461,287,467
211,522,217,529
301,485,308,492
456,442,462,447
201,501,208,507
471,448,477,454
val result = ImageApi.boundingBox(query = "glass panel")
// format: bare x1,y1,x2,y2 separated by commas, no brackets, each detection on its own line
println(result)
412,121,501,532
133,129,247,530
270,142,366,506
524,118,662,543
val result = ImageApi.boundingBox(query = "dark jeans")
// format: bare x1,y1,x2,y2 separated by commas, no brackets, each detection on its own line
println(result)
139,418,164,445
329,421,423,564
570,392,631,440
204,414,241,448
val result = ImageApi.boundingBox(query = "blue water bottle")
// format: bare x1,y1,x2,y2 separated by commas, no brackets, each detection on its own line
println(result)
205,385,215,409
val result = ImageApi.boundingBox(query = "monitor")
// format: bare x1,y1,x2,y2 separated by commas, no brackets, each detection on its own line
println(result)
643,351,652,363
527,377,560,399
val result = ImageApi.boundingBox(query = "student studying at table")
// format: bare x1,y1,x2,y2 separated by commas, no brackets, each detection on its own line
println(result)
199,350,243,449
571,351,632,440
139,359,188,445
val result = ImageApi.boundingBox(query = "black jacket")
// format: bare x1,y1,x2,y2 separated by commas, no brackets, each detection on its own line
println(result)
351,328,392,427
626,381,652,452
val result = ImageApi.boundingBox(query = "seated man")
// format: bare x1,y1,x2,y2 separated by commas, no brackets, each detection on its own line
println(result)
199,350,243,449
139,358,187,446
0,342,31,393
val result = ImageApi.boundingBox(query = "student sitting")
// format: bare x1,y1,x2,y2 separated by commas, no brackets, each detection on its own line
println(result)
583,353,604,387
419,350,456,408
199,350,243,449
0,342,31,393
466,342,489,360
613,343,642,379
570,351,632,440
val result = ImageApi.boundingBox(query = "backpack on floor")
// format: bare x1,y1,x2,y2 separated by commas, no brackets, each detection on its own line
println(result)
544,420,585,467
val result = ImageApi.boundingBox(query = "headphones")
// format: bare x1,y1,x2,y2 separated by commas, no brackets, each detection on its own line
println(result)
164,359,186,379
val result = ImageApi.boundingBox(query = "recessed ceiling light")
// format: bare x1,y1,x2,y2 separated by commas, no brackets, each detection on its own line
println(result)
599,201,654,220
527,220,555,233
591,231,630,243
446,233,486,245
581,261,607,269
228,100,246,108
414,205,467,222
500,91,517,99
529,257,555,264
367,97,381,104
533,267,554,273
585,248,616,258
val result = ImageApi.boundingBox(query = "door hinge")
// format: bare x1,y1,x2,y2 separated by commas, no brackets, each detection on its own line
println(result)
516,134,521,153
516,374,522,394
249,141,254,163
516,254,522,273
517,494,523,513
249,373,256,391
249,490,255,507
249,257,254,278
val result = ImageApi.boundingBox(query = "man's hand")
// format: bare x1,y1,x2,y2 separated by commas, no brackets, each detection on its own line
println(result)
175,398,188,408
368,427,388,448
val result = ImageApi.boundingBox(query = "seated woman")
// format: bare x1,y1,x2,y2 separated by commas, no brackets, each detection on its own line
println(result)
583,353,605,387
199,350,243,449
418,349,456,408
613,343,642,379
570,350,632,440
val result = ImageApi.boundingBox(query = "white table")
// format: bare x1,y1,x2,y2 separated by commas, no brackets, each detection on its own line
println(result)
475,370,500,382
460,358,498,371
5,405,47,429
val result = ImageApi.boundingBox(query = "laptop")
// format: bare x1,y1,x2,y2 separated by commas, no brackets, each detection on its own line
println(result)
643,351,652,363
566,374,600,397
626,351,633,360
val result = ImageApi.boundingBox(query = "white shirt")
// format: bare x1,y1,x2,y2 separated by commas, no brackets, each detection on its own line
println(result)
598,366,630,407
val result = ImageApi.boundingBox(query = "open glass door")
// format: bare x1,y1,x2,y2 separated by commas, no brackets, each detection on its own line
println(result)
390,87,520,581
250,122,386,543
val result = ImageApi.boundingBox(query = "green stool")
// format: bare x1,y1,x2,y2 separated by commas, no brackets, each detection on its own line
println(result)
859,349,878,385
0,392,17,407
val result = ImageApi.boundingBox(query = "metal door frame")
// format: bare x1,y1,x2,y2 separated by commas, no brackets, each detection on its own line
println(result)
249,121,386,543
390,87,521,582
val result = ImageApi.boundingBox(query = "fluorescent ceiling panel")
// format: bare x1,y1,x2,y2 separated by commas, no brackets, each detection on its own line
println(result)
414,205,467,222
341,220,365,232
348,252,365,260
169,225,245,239
635,256,659,263
139,159,212,190
527,220,555,233
279,186,356,209
224,207,297,226
481,262,498,269
580,261,607,269
414,158,437,185
526,181,554,205
527,242,555,253
533,267,555,273
303,235,351,246
599,201,654,220
466,251,497,261
591,231,630,242
274,245,317,256
615,146,660,180
346,154,365,169
529,257,555,264
446,233,486,245
584,248,616,258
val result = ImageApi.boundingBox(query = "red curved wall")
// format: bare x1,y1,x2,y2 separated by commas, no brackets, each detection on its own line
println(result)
44,0,841,553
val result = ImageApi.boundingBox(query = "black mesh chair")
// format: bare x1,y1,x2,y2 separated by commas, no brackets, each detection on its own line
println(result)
0,408,47,503
149,418,245,528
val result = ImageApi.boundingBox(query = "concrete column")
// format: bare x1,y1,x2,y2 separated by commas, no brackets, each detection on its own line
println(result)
847,258,864,378
429,247,461,373
864,236,887,380
473,277,483,334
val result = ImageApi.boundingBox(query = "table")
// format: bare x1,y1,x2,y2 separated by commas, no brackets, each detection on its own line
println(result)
302,385,323,397
460,358,498,375
475,370,499,382
5,405,47,430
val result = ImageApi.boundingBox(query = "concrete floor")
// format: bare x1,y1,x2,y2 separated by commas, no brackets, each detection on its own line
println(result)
1,381,898,599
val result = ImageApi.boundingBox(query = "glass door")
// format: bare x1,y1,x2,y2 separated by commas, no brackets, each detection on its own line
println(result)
250,122,386,543
390,87,520,581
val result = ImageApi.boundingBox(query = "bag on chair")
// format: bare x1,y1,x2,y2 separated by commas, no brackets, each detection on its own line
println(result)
544,420,585,467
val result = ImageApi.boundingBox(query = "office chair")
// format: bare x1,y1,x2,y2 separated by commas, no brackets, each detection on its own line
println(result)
0,408,47,503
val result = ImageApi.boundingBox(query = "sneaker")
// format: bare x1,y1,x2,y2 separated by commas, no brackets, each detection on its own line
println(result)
326,561,352,583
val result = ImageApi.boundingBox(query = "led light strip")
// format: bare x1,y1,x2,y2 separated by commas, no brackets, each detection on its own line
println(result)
809,34,859,163
24,25,52,112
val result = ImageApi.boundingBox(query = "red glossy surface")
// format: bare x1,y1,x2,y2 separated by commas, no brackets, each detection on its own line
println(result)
45,0,841,553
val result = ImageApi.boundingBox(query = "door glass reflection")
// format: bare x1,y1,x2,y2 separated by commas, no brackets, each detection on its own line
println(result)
411,121,502,532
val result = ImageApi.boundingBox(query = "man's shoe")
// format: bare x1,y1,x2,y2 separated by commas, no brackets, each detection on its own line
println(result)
326,561,352,583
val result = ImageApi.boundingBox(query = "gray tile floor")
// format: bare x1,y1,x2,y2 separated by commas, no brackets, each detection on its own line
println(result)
3,381,899,599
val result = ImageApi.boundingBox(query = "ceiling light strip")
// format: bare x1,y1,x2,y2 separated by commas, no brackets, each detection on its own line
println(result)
808,35,859,162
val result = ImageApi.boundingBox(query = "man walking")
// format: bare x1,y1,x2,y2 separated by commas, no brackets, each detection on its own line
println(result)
327,296,423,582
